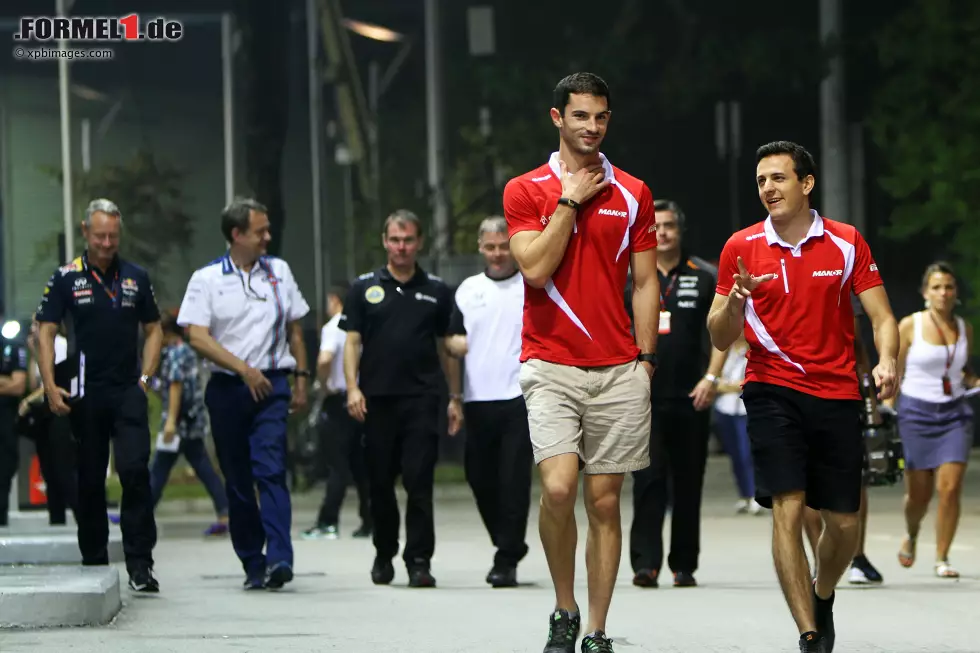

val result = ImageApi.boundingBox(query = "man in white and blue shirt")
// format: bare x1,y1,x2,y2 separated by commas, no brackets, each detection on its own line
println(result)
177,197,311,591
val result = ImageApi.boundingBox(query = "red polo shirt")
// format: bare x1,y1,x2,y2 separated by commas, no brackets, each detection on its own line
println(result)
504,152,658,367
715,212,883,399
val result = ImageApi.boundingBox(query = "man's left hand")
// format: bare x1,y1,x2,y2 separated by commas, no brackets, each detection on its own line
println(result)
447,398,463,436
873,356,898,400
689,378,718,411
640,361,656,379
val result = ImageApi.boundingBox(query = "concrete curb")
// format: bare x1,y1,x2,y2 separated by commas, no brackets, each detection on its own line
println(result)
0,533,124,565
0,566,121,628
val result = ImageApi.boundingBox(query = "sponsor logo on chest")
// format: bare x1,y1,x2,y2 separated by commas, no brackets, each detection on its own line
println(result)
597,208,627,218
812,269,843,278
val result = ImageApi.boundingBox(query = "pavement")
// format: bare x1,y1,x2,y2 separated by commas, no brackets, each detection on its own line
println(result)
1,453,979,652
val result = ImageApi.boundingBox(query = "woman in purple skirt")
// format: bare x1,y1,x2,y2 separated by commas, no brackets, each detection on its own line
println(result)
886,262,979,579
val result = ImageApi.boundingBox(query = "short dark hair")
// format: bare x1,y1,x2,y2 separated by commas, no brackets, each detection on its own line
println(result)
921,261,957,291
327,283,349,303
755,141,818,182
221,197,268,242
161,312,183,338
552,72,610,116
654,199,686,231
383,209,423,238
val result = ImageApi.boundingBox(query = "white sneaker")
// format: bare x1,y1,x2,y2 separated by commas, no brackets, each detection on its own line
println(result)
849,566,870,584
734,499,750,514
747,499,764,515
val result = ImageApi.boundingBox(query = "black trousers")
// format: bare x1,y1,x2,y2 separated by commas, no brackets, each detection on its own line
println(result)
26,411,78,524
463,397,533,568
316,393,371,528
69,383,156,572
630,399,710,574
363,394,439,568
0,410,17,525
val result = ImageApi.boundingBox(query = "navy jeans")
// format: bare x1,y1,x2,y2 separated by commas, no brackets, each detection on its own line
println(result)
713,409,755,498
149,437,229,517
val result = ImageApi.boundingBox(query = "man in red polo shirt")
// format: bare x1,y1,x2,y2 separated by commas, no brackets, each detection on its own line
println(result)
707,140,899,653
505,72,659,653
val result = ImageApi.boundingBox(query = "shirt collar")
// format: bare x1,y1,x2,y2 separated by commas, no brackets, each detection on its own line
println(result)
378,264,427,286
82,250,120,276
547,151,615,186
221,252,268,276
763,209,824,250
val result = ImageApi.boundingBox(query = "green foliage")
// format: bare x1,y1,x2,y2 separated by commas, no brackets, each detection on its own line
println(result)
35,150,195,297
867,0,980,333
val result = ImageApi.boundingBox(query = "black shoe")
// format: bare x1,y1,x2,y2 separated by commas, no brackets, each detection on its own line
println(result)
486,565,518,588
265,562,294,590
581,630,614,652
632,569,659,588
128,567,160,593
850,554,883,584
408,566,437,588
672,571,697,587
543,608,581,653
799,631,826,652
352,524,372,538
813,585,836,652
243,569,266,590
371,558,395,585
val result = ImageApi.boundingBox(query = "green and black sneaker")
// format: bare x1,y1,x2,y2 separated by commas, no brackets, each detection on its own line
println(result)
581,630,614,652
543,608,581,653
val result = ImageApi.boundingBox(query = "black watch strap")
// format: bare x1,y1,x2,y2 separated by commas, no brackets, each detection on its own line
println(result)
294,369,312,378
638,353,657,366
557,197,581,210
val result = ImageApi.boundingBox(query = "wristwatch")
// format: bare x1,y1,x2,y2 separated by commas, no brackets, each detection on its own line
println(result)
294,369,312,379
557,197,581,210
139,374,149,386
449,393,463,401
704,373,719,385
638,353,657,366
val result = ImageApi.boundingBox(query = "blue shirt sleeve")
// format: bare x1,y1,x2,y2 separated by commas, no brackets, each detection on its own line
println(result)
36,270,68,324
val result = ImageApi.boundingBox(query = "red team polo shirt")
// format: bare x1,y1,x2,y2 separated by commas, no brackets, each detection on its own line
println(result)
716,211,883,400
504,152,658,367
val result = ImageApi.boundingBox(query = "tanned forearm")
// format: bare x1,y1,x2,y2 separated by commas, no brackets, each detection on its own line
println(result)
513,204,579,288
344,332,362,389
316,352,334,385
141,322,163,378
38,322,59,394
631,274,659,355
0,372,25,397
439,342,462,396
872,314,900,361
188,326,249,376
706,346,728,377
167,381,182,421
708,295,746,351
289,322,309,395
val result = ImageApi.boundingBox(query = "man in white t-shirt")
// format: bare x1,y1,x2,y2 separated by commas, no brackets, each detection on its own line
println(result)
446,216,531,588
301,283,371,540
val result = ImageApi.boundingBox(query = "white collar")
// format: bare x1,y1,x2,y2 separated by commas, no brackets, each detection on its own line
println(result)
547,151,615,185
763,209,824,251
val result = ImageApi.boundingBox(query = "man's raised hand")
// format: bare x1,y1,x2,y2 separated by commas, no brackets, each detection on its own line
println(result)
731,256,776,301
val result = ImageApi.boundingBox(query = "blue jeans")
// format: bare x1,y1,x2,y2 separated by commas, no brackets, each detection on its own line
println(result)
713,409,754,498
149,437,229,518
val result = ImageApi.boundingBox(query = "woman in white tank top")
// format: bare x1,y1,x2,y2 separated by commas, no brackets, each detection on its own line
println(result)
887,262,979,579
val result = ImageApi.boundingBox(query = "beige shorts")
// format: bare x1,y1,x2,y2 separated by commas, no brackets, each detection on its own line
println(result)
518,358,652,475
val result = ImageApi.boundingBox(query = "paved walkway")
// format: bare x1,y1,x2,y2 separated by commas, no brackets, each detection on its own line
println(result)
2,454,979,652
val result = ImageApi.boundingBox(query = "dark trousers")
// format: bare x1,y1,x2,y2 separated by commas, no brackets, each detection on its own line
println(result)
149,438,229,517
69,384,156,572
316,393,371,528
205,370,293,575
463,397,532,568
630,399,710,574
29,412,78,524
0,413,17,525
363,394,439,568
713,409,755,498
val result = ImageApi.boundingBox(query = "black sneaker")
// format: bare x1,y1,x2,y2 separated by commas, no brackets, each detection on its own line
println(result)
265,561,294,590
128,567,160,593
543,608,580,653
371,558,395,585
351,524,372,538
799,631,826,652
581,630,614,652
486,565,518,588
813,585,836,652
673,571,697,587
408,566,437,588
632,569,659,588
243,570,266,590
849,554,883,584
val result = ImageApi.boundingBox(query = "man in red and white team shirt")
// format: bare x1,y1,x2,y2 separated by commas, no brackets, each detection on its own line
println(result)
707,140,900,653
505,72,659,653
